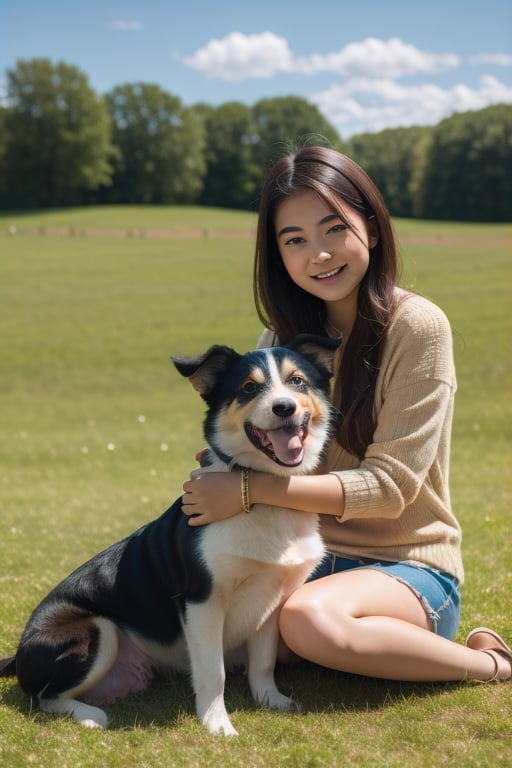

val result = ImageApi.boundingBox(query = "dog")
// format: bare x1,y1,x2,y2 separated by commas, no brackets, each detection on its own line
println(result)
0,334,338,735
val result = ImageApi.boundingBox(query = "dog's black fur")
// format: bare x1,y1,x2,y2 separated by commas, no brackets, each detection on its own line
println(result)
0,335,338,735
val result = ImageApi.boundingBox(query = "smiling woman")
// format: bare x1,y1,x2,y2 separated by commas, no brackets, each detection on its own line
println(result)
274,190,378,339
182,143,512,686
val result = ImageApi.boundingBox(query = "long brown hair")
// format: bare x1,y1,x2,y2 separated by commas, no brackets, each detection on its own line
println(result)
254,145,400,459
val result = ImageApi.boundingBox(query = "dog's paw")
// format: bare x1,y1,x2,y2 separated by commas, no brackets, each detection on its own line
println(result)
40,698,109,728
199,698,239,736
73,702,109,728
202,714,238,737
80,716,108,729
254,687,300,712
267,691,300,712
211,721,239,737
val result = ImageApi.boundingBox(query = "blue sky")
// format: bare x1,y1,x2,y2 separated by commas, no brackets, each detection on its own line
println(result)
1,0,511,138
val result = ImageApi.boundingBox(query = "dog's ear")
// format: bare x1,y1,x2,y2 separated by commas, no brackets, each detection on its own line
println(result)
172,345,242,396
285,334,341,376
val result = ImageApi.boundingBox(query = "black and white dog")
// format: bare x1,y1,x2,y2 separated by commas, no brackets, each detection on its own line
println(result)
0,335,338,735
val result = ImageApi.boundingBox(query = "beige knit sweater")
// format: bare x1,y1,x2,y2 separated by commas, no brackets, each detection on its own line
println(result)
258,289,464,584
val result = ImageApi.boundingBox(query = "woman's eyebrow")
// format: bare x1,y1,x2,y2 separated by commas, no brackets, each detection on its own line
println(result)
277,224,302,238
277,213,340,239
318,213,340,226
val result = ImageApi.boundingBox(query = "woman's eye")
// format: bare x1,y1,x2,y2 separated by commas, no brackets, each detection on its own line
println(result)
284,236,304,246
328,223,347,234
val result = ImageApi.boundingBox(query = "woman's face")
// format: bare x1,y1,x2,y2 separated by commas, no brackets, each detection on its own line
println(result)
274,189,377,308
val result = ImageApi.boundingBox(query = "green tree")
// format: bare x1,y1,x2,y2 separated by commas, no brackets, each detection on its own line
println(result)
0,106,7,206
197,102,261,210
251,97,344,170
420,104,512,222
104,83,205,204
408,131,435,219
347,126,432,218
4,58,115,208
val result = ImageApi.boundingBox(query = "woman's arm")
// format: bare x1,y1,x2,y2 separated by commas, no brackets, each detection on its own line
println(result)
182,470,344,526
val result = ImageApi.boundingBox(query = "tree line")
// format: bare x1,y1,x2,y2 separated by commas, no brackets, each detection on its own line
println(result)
1,58,511,221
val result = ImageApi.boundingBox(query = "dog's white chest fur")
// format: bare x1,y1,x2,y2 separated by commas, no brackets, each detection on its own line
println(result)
201,499,322,564
197,504,324,650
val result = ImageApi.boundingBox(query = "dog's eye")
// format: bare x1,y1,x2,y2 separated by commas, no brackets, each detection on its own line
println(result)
241,381,259,394
288,375,307,389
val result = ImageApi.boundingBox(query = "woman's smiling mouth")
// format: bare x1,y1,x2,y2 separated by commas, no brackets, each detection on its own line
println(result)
314,265,345,280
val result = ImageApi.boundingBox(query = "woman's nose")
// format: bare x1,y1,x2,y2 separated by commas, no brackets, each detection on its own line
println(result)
311,246,332,263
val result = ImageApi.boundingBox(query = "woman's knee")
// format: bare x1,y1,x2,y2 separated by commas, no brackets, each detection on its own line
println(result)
279,590,313,650
279,587,340,657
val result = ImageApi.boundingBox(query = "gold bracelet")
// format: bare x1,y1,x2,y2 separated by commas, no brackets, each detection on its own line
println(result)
240,468,251,513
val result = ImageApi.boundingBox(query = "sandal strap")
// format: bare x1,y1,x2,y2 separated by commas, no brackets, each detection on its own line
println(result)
483,650,512,682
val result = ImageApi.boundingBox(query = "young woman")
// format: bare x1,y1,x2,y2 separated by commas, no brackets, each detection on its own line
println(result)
182,145,511,683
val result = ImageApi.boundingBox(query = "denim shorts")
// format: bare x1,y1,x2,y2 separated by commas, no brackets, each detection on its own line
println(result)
310,553,461,640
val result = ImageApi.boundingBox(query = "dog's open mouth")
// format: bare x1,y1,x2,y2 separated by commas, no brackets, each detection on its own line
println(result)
244,415,310,466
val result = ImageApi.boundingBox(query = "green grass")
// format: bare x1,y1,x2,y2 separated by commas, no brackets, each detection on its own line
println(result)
0,208,511,767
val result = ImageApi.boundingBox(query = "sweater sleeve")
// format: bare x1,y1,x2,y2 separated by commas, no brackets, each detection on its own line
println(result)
330,296,456,522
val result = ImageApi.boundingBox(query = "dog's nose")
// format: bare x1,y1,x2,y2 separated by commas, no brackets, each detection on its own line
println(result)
272,398,297,418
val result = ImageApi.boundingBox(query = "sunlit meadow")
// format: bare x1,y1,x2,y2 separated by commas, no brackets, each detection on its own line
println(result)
0,208,511,767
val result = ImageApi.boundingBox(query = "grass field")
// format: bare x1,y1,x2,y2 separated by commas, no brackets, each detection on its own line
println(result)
0,207,511,767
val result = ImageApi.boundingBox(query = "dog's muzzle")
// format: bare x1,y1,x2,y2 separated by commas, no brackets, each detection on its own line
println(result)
244,413,310,467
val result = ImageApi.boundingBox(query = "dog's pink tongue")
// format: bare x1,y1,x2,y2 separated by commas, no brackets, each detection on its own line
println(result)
267,426,305,465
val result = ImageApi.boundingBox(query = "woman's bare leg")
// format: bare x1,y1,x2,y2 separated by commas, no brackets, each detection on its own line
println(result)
279,569,506,681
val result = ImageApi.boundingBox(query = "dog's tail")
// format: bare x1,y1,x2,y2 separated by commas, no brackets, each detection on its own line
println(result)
0,655,17,677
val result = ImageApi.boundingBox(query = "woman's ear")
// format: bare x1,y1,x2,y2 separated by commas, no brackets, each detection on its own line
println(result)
368,216,379,249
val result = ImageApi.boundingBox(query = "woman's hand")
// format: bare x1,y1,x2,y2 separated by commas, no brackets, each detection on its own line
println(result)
182,461,344,526
182,471,244,526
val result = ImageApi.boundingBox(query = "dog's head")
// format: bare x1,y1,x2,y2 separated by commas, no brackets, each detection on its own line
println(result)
172,335,339,476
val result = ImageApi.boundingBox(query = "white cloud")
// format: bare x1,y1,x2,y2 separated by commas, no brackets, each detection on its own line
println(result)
183,34,460,80
105,20,144,31
470,53,512,66
311,75,512,138
294,38,459,79
183,31,293,81
181,32,512,137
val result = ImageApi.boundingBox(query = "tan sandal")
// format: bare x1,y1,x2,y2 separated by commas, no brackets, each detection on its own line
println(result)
465,627,512,681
